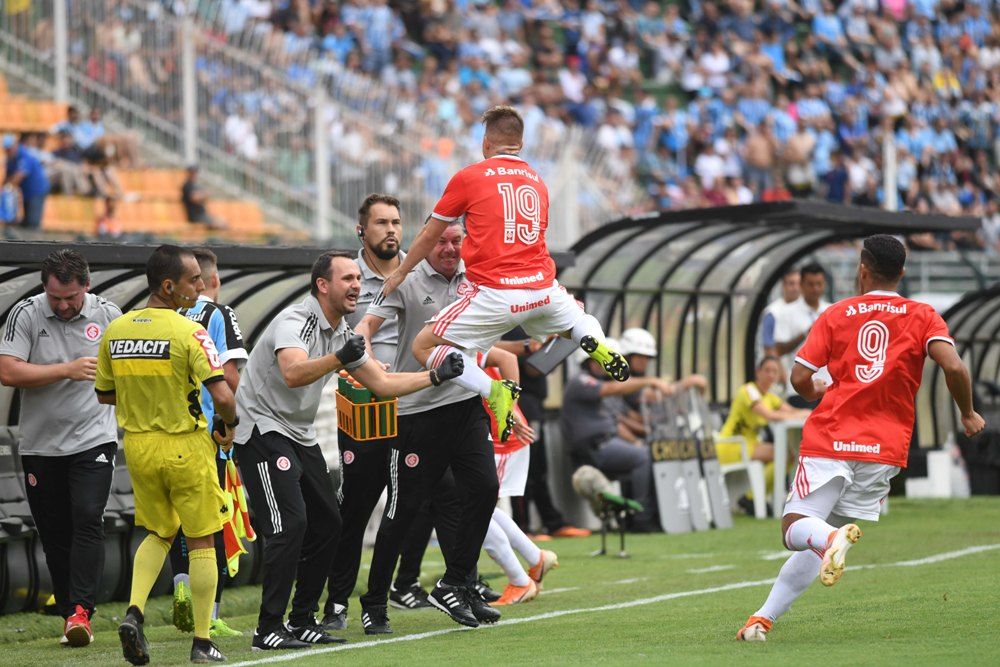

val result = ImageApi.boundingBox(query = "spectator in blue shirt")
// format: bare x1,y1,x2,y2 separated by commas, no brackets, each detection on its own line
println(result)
3,134,50,229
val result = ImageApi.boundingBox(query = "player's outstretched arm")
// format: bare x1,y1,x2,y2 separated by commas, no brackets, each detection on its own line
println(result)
351,351,463,397
929,340,986,437
381,216,450,295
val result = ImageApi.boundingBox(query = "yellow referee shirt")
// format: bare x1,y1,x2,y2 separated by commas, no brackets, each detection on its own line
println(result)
720,381,784,449
95,307,224,434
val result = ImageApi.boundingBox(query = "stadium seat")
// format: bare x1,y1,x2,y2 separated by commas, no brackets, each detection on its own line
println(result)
715,435,767,519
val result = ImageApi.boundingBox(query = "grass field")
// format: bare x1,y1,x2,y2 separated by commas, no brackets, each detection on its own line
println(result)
1,498,998,666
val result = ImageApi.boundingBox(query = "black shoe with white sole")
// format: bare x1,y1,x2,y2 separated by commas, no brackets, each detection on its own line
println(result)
389,583,432,610
321,603,348,631
361,605,393,635
473,577,501,603
190,637,226,663
118,605,150,666
428,581,479,628
466,588,501,624
287,618,347,644
251,627,311,651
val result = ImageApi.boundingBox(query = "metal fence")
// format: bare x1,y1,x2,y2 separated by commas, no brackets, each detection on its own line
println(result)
0,0,641,246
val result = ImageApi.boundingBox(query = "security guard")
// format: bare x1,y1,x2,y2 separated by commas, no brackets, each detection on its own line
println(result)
234,251,463,652
0,249,121,647
95,245,237,665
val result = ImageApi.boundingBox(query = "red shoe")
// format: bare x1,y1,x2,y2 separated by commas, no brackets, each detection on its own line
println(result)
64,604,93,647
736,615,772,641
552,526,591,538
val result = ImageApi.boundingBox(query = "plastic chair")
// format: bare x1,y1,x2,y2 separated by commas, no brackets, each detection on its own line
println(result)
714,434,767,519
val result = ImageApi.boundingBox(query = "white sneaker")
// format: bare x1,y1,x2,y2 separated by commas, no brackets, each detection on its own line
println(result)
820,524,862,587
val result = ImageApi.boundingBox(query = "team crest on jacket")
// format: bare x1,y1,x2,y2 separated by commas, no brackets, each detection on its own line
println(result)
343,450,355,465
456,282,474,296
276,456,291,471
405,453,419,468
27,473,37,487
85,323,102,341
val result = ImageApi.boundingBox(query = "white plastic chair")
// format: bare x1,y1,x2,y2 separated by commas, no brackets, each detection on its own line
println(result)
714,434,768,519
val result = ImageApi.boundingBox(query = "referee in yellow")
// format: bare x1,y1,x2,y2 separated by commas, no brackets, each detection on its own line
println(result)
95,245,237,665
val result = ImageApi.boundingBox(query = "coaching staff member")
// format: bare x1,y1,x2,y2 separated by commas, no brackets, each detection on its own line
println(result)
235,251,463,652
95,245,237,665
357,221,506,628
0,249,121,647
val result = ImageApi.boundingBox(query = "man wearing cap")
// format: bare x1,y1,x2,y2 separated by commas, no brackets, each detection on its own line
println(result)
3,132,51,228
560,338,676,532
0,249,121,646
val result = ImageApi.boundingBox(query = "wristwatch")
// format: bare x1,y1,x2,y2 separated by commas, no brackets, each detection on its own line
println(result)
522,339,531,354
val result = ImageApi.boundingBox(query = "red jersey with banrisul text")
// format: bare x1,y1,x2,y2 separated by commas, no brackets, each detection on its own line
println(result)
794,291,953,468
430,154,556,290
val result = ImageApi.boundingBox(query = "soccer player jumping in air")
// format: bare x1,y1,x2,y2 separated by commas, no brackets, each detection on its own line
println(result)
380,105,629,442
738,235,985,642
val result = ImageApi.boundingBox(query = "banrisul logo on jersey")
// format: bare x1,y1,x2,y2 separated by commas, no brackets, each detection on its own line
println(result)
108,339,171,359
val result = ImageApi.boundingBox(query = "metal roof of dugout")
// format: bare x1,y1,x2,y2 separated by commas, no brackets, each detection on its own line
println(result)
559,201,980,421
0,203,984,446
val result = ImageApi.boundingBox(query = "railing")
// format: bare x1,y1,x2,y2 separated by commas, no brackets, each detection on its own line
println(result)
0,0,641,246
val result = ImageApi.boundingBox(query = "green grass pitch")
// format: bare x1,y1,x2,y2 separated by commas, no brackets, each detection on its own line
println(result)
1,498,997,666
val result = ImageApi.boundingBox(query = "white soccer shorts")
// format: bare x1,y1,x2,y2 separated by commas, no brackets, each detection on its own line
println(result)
428,280,585,352
783,456,901,522
495,446,530,498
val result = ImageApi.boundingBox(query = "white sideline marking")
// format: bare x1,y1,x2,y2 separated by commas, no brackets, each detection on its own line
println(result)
612,577,648,584
759,551,791,561
228,543,1000,666
542,586,580,595
687,565,736,574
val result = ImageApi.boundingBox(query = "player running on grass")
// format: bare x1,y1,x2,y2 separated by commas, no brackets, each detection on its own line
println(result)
737,235,985,642
380,105,629,442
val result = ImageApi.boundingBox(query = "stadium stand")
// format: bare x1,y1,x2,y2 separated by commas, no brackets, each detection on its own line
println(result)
184,0,998,246
0,73,294,244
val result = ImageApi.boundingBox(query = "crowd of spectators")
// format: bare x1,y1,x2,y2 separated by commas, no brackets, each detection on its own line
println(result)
181,0,999,250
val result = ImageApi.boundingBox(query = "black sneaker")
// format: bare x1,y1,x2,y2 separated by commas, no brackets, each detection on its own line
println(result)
321,603,347,631
190,637,226,663
361,605,392,635
428,581,479,628
251,627,311,651
389,583,432,610
473,577,501,603
287,618,347,644
118,605,150,666
466,588,501,624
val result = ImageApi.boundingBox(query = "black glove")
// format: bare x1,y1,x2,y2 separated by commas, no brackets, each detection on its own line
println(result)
431,352,464,386
212,414,238,441
335,334,367,366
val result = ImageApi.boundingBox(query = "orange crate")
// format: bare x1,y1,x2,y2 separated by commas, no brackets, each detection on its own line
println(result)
335,391,397,442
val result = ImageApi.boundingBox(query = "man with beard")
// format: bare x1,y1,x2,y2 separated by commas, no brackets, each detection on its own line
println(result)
234,251,465,651
354,221,520,629
323,194,441,630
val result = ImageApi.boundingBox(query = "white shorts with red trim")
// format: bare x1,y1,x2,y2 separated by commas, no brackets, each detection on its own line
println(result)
784,456,901,522
495,446,530,498
428,280,585,352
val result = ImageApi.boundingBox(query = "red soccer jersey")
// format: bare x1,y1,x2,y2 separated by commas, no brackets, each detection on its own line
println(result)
794,291,953,468
431,155,556,290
